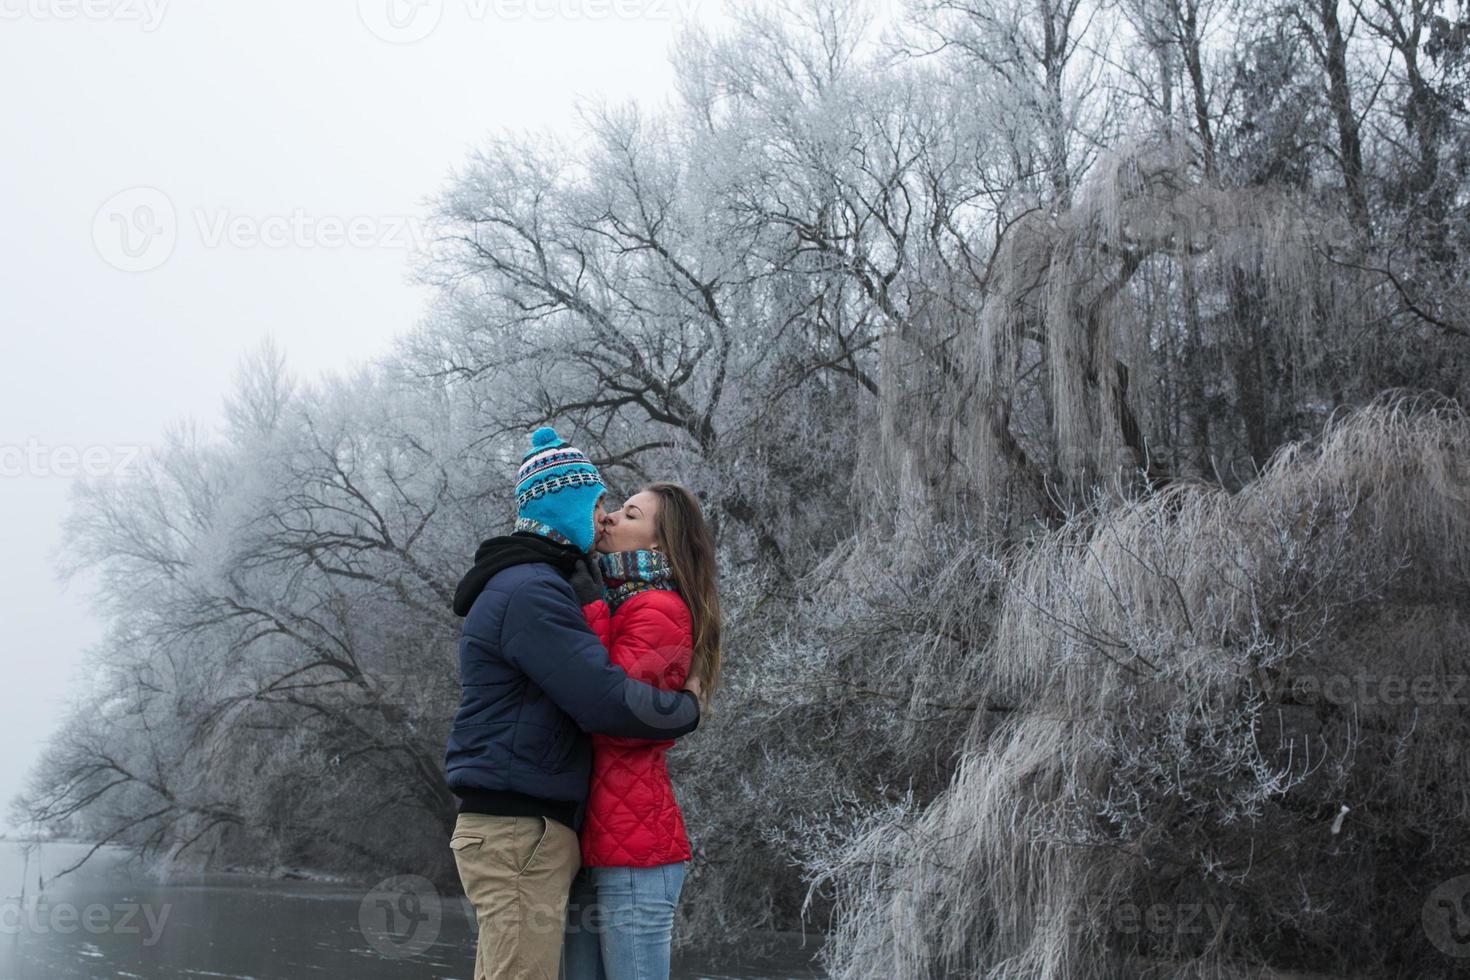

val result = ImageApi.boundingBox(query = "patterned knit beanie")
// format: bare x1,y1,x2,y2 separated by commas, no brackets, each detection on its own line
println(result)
514,426,606,554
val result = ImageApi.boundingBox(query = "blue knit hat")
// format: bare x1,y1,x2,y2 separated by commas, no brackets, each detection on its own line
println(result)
513,426,606,554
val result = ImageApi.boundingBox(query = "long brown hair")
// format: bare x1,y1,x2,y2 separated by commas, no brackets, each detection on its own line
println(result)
648,482,721,711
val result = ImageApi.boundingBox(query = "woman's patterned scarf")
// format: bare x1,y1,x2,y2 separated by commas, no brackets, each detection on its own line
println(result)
597,549,675,612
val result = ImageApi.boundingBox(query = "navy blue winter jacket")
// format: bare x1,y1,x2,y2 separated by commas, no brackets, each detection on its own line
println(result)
444,558,701,828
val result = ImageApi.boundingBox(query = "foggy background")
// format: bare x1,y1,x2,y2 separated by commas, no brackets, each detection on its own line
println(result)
0,0,731,833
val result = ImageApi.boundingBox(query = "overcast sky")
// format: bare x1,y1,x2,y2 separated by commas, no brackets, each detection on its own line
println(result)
0,0,737,833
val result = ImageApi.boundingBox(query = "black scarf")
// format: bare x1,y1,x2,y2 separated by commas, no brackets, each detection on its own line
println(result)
451,531,582,617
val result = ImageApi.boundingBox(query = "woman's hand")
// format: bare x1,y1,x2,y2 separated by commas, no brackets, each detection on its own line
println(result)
682,674,703,700
568,555,604,605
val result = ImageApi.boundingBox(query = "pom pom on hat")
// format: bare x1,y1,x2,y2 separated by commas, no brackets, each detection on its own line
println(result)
530,426,564,451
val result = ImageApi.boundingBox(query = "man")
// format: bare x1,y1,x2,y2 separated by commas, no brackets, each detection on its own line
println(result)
444,426,702,980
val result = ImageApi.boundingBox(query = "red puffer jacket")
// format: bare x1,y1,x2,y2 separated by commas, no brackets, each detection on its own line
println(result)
578,588,694,867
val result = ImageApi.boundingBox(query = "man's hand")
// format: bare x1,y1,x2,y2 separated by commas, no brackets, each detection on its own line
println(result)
568,555,604,605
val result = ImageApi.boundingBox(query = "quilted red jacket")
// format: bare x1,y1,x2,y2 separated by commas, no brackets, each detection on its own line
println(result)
578,588,694,867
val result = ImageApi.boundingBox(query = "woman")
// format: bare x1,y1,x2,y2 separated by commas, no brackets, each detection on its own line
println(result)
562,482,722,980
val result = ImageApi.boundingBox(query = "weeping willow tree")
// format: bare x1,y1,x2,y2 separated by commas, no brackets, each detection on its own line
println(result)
873,134,1381,542
801,125,1470,976
811,390,1470,979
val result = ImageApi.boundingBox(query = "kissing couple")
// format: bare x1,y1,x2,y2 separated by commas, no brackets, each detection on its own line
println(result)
444,426,721,980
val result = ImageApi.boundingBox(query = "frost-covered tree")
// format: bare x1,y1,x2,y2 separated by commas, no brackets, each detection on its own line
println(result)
16,1,1470,975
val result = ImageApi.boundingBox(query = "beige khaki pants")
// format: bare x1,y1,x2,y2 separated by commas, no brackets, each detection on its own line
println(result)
450,812,581,980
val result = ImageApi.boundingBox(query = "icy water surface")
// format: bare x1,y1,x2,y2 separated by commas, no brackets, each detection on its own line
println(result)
0,839,822,979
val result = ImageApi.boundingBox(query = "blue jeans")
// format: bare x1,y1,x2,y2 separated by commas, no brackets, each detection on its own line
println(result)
562,862,687,980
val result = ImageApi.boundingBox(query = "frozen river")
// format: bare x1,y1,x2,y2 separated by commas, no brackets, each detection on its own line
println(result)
0,839,823,979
